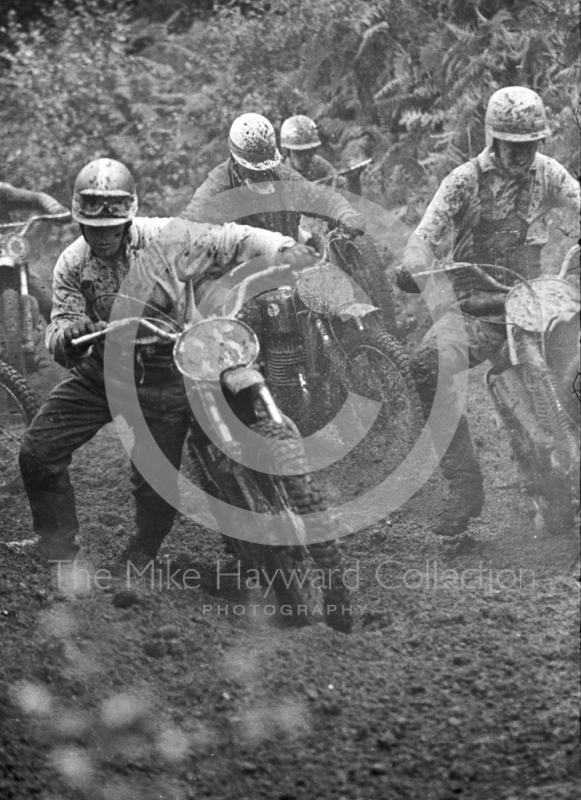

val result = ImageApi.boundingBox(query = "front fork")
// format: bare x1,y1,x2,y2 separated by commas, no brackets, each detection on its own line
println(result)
19,263,36,353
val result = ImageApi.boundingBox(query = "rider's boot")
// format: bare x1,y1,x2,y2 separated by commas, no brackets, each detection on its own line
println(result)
434,415,484,537
23,485,81,561
119,499,176,569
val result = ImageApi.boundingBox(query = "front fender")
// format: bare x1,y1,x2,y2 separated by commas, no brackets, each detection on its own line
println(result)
337,301,380,320
221,366,264,395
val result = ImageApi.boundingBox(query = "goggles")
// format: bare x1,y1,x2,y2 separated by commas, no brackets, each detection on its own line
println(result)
77,193,136,218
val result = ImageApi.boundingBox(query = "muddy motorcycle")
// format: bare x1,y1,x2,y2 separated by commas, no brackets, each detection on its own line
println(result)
325,226,398,337
224,251,422,473
0,214,67,492
447,246,580,536
74,312,353,632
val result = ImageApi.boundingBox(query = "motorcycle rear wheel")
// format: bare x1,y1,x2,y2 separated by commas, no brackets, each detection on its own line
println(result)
339,326,424,470
0,361,38,493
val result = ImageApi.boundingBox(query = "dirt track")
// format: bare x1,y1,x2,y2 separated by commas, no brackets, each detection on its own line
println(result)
1,364,579,800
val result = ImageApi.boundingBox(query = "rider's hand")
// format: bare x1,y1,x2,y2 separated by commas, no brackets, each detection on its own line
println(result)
50,203,71,220
277,243,318,268
338,212,366,238
62,319,107,353
459,294,506,316
395,265,422,294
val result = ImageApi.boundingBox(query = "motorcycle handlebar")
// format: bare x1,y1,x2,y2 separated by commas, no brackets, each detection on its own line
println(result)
70,318,178,348
0,212,72,236
410,262,512,293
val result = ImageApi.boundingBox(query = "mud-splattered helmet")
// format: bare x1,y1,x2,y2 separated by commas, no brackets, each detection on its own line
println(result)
228,113,282,171
280,115,322,150
485,87,550,145
72,158,138,227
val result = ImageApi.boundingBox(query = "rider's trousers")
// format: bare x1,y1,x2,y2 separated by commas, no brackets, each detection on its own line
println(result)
410,306,506,489
19,357,190,558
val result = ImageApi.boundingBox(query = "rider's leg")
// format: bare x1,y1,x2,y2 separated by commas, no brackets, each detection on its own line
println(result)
410,310,505,535
18,363,112,561
121,374,190,560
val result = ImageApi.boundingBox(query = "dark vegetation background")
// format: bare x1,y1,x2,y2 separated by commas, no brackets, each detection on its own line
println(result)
0,0,579,224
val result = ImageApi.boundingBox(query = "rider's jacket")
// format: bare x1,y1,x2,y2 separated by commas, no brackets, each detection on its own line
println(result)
46,217,295,371
0,182,68,222
404,146,580,291
181,159,363,239
283,154,343,187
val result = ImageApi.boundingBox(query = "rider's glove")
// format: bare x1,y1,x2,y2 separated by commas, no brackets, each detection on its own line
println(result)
338,212,366,238
62,319,107,354
459,294,506,316
276,243,318,268
395,265,422,294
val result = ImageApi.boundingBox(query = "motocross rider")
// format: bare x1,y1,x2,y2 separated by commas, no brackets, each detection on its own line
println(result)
0,181,71,321
280,115,342,187
397,86,580,537
180,112,365,239
18,158,317,563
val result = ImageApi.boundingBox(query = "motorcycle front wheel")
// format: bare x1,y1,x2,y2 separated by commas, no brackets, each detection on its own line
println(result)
243,419,353,633
0,361,38,492
1,284,26,375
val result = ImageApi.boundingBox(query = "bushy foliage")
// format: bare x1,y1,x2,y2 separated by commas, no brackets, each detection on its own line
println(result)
0,0,578,220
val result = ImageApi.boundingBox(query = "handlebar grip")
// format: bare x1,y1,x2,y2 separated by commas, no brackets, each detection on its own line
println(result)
70,329,108,348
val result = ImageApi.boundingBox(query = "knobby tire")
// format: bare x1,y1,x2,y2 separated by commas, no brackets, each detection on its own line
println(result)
0,361,38,492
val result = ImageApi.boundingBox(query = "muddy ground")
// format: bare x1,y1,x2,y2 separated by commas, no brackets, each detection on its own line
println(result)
1,356,579,800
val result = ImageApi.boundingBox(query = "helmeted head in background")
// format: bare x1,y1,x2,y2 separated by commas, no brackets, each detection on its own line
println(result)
485,87,551,176
280,114,322,176
228,113,282,195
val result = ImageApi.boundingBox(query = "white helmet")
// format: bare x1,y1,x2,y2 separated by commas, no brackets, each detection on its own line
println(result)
228,113,281,171
280,115,322,150
485,86,550,146
72,159,138,227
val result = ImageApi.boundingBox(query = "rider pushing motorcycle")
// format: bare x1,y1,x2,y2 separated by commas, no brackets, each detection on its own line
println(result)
397,86,580,537
18,158,316,564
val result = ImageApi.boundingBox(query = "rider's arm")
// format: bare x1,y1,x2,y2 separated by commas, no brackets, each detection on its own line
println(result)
174,221,298,284
544,158,580,210
0,181,69,218
179,163,233,225
124,217,306,307
45,242,94,367
398,162,477,292
284,164,366,235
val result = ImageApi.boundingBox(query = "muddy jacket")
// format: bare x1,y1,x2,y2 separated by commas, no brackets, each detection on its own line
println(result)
283,154,345,188
47,217,295,370
181,159,363,239
0,182,68,223
404,147,580,289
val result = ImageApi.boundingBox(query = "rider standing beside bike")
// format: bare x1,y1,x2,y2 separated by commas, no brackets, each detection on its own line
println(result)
397,86,580,536
180,112,365,239
18,158,316,563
